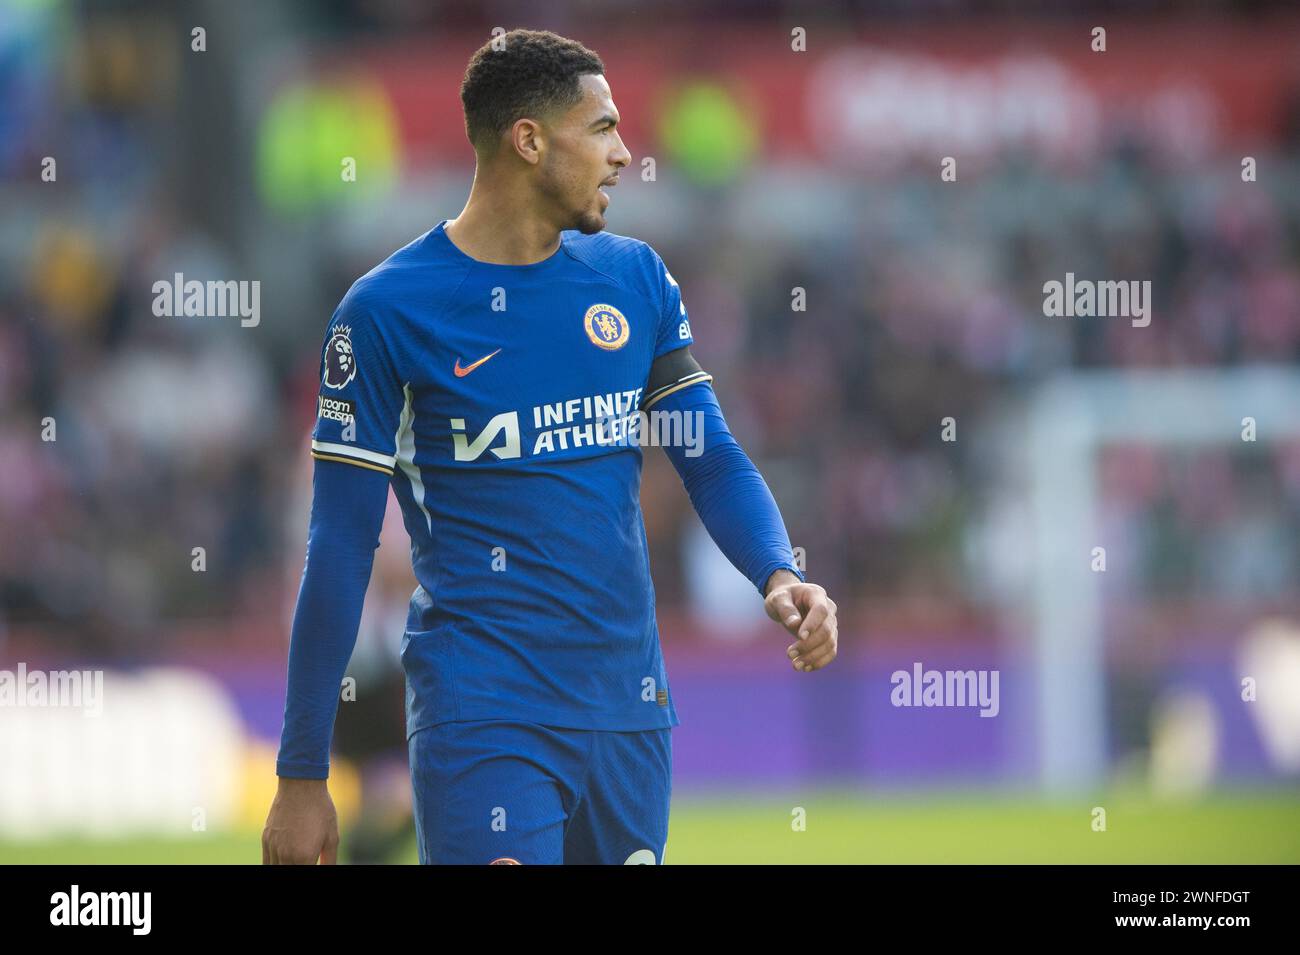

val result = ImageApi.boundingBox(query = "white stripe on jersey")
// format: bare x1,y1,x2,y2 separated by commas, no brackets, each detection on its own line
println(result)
310,439,397,469
395,383,434,536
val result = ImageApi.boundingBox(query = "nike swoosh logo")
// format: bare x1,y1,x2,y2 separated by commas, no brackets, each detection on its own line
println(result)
454,348,502,377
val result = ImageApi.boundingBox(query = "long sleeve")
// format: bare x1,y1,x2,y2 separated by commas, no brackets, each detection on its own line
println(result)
654,381,805,595
275,458,390,778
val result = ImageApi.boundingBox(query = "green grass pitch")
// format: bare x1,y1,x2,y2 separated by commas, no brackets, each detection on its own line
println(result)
2,791,1296,864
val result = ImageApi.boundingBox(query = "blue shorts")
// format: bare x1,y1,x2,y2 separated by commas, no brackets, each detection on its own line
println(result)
408,719,672,864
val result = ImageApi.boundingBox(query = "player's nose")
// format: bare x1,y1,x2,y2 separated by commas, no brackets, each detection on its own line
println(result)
609,134,631,170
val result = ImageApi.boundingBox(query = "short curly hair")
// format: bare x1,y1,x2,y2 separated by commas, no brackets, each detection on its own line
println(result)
460,29,606,153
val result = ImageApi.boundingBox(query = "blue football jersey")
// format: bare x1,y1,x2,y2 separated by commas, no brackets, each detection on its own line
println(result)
310,220,702,736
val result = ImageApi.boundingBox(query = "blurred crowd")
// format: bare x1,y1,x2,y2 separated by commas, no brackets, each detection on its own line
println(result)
3,4,1300,660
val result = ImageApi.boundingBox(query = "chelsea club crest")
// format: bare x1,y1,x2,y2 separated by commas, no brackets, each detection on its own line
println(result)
583,304,629,351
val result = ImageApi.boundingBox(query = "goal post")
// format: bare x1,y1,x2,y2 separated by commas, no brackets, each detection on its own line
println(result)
1025,366,1300,792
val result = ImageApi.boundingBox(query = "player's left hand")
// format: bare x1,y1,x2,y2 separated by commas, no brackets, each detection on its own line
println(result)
763,570,838,673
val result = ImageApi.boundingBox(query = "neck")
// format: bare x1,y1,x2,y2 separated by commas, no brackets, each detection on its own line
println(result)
445,167,562,265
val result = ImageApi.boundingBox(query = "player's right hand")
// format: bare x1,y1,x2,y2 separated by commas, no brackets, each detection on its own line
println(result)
262,777,339,864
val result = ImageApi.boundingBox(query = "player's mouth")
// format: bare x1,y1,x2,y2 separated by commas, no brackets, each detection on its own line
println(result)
598,175,618,206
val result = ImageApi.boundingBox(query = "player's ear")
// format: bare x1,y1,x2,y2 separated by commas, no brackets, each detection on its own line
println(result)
511,118,544,165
